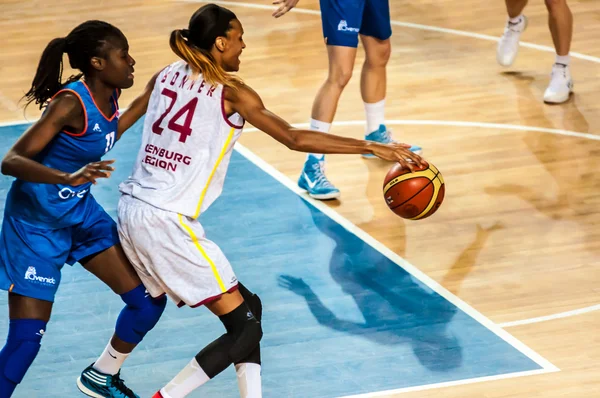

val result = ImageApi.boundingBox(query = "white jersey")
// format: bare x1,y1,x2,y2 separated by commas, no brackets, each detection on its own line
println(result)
119,61,244,218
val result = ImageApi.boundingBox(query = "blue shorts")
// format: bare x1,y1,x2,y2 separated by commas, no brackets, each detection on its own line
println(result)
0,196,119,302
320,0,392,47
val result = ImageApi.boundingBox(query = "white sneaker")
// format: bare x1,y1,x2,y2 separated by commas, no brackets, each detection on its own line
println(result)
497,15,528,67
543,63,573,103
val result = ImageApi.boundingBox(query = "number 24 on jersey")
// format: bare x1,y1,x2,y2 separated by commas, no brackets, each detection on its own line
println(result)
151,88,198,143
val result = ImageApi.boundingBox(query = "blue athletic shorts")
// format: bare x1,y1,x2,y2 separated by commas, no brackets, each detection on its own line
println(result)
0,196,119,302
320,0,392,47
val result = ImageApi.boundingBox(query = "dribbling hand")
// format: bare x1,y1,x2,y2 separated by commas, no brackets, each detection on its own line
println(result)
370,143,425,172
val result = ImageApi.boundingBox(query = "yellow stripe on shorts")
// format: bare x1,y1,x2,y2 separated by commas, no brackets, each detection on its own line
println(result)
178,213,226,292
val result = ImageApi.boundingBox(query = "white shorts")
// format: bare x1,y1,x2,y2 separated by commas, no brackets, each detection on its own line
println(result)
117,194,238,307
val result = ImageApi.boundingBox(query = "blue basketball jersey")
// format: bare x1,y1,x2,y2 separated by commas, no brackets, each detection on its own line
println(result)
4,81,119,228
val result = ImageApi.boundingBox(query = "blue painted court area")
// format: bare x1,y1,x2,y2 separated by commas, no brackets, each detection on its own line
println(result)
0,121,542,397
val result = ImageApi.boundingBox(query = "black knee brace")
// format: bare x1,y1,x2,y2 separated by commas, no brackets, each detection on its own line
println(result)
194,301,263,378
220,301,263,364
238,283,262,322
235,284,263,365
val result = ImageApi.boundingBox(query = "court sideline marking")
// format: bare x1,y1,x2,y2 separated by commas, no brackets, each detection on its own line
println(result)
243,120,600,141
235,142,560,397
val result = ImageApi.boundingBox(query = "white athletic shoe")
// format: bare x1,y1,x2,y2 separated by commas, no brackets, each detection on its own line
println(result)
497,15,528,67
543,63,573,104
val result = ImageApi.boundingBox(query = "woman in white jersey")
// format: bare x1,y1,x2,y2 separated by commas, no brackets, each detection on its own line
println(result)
117,4,424,398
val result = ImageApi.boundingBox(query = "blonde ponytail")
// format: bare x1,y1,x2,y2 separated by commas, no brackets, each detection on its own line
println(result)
169,30,242,89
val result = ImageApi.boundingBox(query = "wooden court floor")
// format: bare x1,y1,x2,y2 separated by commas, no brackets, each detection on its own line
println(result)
1,0,600,396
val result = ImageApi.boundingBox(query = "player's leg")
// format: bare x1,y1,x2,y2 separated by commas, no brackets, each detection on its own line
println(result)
0,217,62,397
543,0,573,103
233,284,263,398
359,0,422,156
72,202,166,398
497,0,529,67
0,295,52,398
298,0,365,200
310,45,358,130
153,289,263,398
135,208,263,398
360,34,389,130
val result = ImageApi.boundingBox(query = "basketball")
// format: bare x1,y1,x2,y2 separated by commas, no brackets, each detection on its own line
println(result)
383,162,445,220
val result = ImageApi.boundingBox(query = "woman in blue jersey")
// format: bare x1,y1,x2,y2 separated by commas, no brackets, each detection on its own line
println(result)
0,21,166,398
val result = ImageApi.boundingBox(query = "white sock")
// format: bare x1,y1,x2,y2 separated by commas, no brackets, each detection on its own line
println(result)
92,341,130,376
509,15,522,24
307,118,330,161
235,363,262,398
160,358,210,398
364,99,385,135
555,54,570,66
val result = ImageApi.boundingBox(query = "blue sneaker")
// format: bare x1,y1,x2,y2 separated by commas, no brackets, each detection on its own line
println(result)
363,124,422,158
77,364,139,398
298,155,340,200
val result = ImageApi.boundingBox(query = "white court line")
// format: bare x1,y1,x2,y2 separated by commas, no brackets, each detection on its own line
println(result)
499,304,600,328
243,120,600,141
0,119,33,128
181,0,600,64
235,143,560,377
337,368,551,398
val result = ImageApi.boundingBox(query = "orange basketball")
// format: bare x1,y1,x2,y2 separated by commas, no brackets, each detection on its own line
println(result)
383,162,445,220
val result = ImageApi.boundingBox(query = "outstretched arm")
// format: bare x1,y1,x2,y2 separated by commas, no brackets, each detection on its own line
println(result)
117,71,160,139
225,84,423,171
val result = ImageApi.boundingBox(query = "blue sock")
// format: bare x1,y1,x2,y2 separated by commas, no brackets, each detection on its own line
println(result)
0,319,46,398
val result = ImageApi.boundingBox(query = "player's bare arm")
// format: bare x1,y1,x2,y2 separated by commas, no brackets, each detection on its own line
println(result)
117,71,160,139
225,84,423,171
1,93,114,185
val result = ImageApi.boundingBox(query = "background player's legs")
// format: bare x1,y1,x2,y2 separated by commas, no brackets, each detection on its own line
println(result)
497,0,529,67
358,35,422,156
311,46,358,127
360,35,389,111
298,45,358,200
507,0,529,18
360,35,390,145
155,290,263,398
78,245,166,397
0,294,52,397
543,0,573,103
547,0,572,56
497,0,573,103
357,0,422,155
